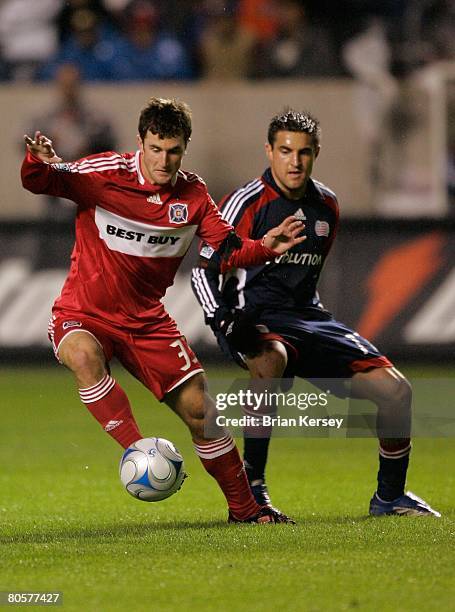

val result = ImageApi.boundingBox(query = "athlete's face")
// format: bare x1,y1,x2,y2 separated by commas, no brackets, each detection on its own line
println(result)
266,131,320,199
138,130,186,186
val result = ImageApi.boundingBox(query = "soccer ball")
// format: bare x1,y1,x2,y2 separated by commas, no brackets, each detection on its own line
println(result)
119,437,186,502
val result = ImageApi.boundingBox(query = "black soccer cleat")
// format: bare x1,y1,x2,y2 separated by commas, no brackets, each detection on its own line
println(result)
248,479,296,523
228,505,296,524
250,481,273,506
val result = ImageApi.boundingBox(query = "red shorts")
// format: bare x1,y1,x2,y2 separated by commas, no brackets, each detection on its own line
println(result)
48,312,204,400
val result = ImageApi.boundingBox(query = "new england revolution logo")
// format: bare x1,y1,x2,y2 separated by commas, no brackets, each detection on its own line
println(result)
315,220,330,237
169,203,188,224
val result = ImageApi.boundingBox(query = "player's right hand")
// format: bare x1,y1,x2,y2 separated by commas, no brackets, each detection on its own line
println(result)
263,215,306,254
23,131,62,163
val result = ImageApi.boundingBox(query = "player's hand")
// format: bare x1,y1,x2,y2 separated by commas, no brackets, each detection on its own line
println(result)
221,310,264,357
23,131,62,163
210,307,233,334
263,215,306,254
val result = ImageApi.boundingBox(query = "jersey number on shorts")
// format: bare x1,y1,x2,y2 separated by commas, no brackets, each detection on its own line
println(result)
170,339,197,371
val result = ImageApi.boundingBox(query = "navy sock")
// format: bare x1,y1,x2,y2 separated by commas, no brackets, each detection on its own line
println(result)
377,442,411,501
243,436,271,483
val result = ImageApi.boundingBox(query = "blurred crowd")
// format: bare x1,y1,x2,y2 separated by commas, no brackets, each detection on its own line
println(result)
0,0,454,83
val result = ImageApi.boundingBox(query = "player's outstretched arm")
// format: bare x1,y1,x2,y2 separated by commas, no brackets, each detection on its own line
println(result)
262,216,306,254
22,131,74,199
23,131,62,163
198,193,306,270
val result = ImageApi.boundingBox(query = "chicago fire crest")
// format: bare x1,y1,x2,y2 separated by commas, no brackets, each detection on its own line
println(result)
169,203,188,224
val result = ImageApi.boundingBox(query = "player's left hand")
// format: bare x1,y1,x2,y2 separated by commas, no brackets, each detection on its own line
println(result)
263,215,306,254
219,309,264,357
24,131,63,163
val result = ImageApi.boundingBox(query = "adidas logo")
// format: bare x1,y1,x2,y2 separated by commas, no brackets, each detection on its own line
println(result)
147,194,162,205
105,419,123,432
294,208,306,221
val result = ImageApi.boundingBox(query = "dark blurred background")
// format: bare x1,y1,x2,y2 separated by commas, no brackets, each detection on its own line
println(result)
1,0,454,365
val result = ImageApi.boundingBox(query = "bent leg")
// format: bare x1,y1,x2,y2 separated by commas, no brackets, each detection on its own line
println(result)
163,372,219,443
58,330,142,448
59,330,107,387
245,340,288,379
165,373,260,519
243,341,287,493
351,367,412,501
351,366,412,440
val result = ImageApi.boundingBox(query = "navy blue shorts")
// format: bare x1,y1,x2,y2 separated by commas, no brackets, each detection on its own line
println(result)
216,308,392,381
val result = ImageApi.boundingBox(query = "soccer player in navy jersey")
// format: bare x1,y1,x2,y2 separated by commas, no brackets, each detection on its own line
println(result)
21,97,306,524
191,108,440,518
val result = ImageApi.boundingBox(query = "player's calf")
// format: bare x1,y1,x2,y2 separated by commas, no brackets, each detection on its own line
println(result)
166,373,263,520
164,372,224,442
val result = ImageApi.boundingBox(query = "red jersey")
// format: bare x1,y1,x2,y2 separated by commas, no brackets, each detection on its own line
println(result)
21,150,275,331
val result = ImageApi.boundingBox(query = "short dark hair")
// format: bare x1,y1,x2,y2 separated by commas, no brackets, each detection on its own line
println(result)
138,97,192,145
268,108,321,148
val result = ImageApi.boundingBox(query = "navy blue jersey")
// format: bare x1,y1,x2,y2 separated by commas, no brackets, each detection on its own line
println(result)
191,168,339,322
191,169,392,379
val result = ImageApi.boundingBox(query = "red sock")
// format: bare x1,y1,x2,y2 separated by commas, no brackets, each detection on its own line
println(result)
194,435,260,520
79,374,142,449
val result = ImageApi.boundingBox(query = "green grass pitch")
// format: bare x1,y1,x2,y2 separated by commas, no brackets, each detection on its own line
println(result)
1,364,454,611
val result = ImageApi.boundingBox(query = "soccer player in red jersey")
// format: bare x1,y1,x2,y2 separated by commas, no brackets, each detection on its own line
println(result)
21,97,305,524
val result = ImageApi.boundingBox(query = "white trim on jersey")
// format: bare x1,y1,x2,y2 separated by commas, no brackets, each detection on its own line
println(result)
191,268,219,317
312,178,337,199
135,150,145,184
76,153,123,166
235,268,247,309
222,179,263,224
67,154,137,175
78,162,136,175
177,169,206,185
77,156,135,169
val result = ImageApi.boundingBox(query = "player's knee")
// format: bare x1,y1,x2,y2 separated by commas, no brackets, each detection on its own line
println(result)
181,400,208,440
166,374,211,437
354,367,412,410
381,367,412,403
60,342,105,381
69,348,104,378
392,376,412,409
246,341,287,378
